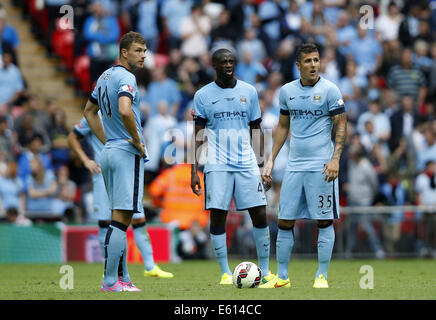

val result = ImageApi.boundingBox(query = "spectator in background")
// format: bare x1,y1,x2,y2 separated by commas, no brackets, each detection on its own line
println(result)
257,0,286,56
229,0,257,42
389,94,421,153
387,47,427,107
357,100,391,156
143,101,177,184
375,1,403,42
0,7,20,65
398,3,421,48
379,169,407,257
280,0,302,40
14,94,51,145
235,49,268,86
180,4,211,59
177,56,213,106
415,160,436,257
345,144,385,259
429,42,436,101
236,28,267,65
0,115,16,162
16,113,50,154
319,45,344,84
412,39,433,81
143,66,182,118
210,9,236,46
273,38,295,84
161,0,193,50
82,1,120,84
149,163,209,231
136,0,159,53
54,164,78,223
0,47,24,110
17,133,53,186
349,24,383,76
334,9,357,58
25,158,59,217
386,137,416,200
338,59,367,123
381,88,400,118
48,108,70,171
0,160,25,216
416,124,436,172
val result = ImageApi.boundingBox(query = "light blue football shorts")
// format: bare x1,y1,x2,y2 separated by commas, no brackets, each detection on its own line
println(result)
279,171,340,221
204,170,267,211
92,172,144,221
100,146,145,214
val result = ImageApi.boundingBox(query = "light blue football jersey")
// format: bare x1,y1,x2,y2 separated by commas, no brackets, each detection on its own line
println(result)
90,65,147,159
279,77,345,171
74,112,104,163
193,80,261,172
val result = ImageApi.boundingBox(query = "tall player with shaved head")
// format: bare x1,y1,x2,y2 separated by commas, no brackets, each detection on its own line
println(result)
191,48,275,285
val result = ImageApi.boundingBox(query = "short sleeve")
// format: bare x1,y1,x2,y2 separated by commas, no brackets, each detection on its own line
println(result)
193,91,207,126
279,86,290,116
327,84,345,116
118,73,137,102
249,87,262,124
73,116,91,138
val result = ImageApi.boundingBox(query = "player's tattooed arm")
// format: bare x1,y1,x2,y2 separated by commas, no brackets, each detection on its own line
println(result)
331,112,347,161
322,112,347,182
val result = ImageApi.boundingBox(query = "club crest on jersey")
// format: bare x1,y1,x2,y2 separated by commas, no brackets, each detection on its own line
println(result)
121,84,134,93
240,96,247,106
313,95,322,102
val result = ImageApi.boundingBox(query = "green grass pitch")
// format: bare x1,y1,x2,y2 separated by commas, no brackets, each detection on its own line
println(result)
1,259,435,300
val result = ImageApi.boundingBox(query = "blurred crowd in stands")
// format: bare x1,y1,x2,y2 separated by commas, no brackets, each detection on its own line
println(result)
0,0,436,258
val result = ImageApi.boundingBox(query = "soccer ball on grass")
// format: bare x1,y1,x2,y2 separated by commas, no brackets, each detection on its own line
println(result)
232,261,262,288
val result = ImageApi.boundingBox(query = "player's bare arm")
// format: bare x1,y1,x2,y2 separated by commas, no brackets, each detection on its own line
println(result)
262,113,290,191
191,123,205,196
322,112,347,182
84,99,106,145
249,122,264,168
119,95,145,158
67,131,101,175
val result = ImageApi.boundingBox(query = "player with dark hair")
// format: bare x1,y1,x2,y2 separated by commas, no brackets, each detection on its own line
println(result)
260,43,347,289
68,116,173,281
84,31,148,292
191,48,274,285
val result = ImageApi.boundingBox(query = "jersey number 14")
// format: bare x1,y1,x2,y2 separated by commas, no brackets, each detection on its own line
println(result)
98,86,112,118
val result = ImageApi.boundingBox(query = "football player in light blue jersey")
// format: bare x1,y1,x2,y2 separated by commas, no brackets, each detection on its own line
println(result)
260,43,348,289
84,32,148,292
191,48,274,285
68,114,173,281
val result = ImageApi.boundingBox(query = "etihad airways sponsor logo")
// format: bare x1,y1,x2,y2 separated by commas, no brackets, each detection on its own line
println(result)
213,111,248,119
290,109,324,117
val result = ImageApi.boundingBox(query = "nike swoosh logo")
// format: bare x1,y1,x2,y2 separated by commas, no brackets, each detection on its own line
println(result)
212,100,220,104
214,246,224,251
274,281,290,288
321,211,329,215
289,97,295,100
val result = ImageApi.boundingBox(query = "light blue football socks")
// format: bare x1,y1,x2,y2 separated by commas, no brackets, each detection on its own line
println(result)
210,230,232,275
316,223,335,279
276,226,294,280
98,226,108,256
133,222,156,271
253,226,270,277
103,221,129,286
